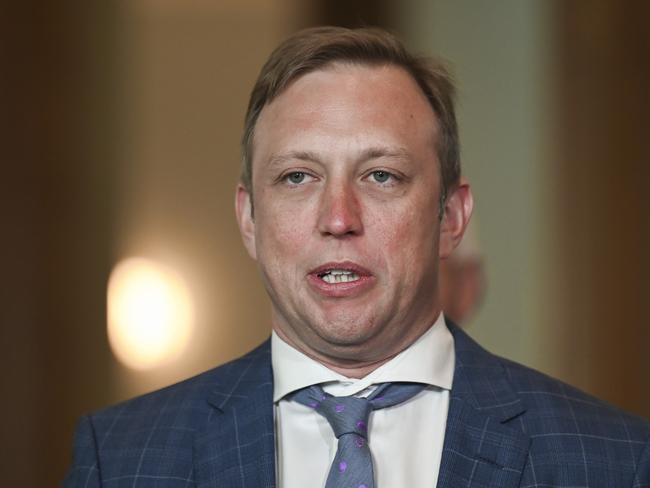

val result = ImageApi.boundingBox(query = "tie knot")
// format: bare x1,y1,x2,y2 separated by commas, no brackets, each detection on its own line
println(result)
289,382,427,441
319,396,372,439
289,382,426,488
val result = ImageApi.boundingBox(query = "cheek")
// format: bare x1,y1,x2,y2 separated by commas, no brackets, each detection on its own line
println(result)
370,204,439,275
255,198,314,262
374,200,437,245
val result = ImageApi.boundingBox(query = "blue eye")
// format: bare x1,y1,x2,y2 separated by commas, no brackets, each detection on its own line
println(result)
371,170,391,183
286,172,306,184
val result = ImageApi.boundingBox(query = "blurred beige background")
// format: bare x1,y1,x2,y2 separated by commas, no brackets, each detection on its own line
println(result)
3,0,649,485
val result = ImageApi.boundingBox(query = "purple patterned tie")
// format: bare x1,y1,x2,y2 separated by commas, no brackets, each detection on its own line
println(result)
290,382,426,488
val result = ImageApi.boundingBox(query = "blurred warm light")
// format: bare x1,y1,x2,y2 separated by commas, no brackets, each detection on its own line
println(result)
107,257,194,370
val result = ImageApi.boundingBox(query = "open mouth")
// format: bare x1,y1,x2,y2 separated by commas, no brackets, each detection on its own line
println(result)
310,261,371,285
308,261,374,297
317,269,361,284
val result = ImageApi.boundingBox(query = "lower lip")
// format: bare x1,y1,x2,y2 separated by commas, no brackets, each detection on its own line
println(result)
307,274,375,298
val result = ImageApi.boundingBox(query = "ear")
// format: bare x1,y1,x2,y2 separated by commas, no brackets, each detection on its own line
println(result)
439,177,474,259
235,183,257,260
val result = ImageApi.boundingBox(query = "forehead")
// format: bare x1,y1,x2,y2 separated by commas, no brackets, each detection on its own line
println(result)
252,63,439,166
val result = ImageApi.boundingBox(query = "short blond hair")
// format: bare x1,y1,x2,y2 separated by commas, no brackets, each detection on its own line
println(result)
241,26,460,204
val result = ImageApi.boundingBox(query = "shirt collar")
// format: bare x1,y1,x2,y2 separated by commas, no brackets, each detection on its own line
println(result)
271,313,454,402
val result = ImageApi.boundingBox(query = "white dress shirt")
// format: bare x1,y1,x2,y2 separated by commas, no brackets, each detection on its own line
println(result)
272,313,455,488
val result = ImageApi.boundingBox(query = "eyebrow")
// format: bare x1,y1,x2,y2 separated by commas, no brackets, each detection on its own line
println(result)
266,146,411,168
267,150,322,169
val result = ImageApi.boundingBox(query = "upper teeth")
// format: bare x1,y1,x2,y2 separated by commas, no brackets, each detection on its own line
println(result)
321,269,360,284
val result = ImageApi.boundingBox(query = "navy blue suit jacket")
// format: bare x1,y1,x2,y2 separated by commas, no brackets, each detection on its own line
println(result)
63,324,650,487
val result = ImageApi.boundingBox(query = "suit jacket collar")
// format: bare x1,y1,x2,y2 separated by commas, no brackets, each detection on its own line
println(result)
437,322,530,487
194,340,276,488
194,322,530,487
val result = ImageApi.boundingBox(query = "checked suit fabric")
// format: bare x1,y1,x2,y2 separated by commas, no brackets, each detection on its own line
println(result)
291,382,426,488
62,323,650,487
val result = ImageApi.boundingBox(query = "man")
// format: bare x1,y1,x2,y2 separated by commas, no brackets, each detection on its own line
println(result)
64,27,649,487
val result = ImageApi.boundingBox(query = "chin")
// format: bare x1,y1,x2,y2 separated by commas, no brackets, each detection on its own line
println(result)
311,316,379,348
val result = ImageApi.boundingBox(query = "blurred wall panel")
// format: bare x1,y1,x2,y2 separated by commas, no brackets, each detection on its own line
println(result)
551,0,650,416
3,2,116,486
312,0,391,28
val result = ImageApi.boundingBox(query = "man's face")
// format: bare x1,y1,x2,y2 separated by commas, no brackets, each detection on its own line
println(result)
237,63,463,369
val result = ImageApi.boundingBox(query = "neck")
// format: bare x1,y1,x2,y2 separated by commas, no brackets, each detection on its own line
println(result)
311,351,400,379
272,318,437,379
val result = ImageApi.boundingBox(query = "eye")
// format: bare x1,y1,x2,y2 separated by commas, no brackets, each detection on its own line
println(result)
285,171,308,184
370,170,392,184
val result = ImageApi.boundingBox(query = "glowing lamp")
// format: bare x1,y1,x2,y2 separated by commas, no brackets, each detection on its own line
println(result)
107,257,194,370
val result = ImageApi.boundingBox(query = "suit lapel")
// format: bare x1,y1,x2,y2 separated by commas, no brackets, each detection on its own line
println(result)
194,340,276,488
437,324,530,488
191,325,531,487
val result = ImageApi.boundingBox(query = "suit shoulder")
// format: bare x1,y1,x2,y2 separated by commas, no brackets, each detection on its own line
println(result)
495,357,650,485
498,355,650,439
450,324,650,484
450,323,649,437
89,339,271,438
67,341,271,482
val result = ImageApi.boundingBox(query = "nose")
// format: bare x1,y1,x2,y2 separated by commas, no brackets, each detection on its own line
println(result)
317,180,363,238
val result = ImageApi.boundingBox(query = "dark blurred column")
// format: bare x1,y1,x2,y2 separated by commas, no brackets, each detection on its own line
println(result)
552,0,650,416
309,0,392,29
2,2,117,485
